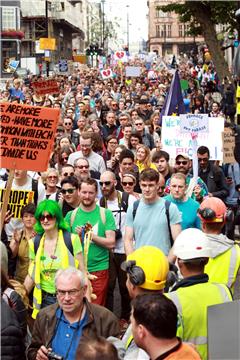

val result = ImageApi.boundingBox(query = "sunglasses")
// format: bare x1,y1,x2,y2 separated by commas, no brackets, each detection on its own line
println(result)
61,188,76,194
64,123,72,126
47,175,58,179
122,181,134,186
176,160,188,165
99,181,111,186
135,123,143,126
63,172,74,177
39,214,55,222
76,164,89,169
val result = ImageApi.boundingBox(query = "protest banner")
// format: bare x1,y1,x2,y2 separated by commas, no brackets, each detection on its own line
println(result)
100,68,113,79
0,188,34,219
0,102,59,172
180,114,209,133
31,79,59,96
125,66,141,77
161,116,224,160
222,128,236,164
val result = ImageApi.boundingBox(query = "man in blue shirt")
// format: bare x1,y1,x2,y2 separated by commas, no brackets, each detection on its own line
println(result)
27,268,119,360
165,173,201,230
6,78,25,102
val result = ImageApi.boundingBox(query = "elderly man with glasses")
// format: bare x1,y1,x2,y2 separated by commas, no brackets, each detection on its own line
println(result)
27,268,119,360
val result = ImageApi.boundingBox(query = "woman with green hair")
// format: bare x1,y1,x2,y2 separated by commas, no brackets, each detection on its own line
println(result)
24,199,85,319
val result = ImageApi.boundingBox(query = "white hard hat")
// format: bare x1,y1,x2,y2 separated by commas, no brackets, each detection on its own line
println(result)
173,228,212,260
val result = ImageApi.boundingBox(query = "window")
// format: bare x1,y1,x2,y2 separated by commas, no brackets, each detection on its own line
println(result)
179,24,183,37
160,24,166,38
167,24,172,37
2,7,16,30
156,9,169,18
156,25,160,37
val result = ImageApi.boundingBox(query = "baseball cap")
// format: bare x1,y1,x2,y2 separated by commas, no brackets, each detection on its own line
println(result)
198,197,227,223
175,154,190,161
121,246,169,291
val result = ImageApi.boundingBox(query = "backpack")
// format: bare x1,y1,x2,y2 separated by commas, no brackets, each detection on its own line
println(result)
31,178,38,205
99,191,129,213
132,199,174,247
33,230,73,256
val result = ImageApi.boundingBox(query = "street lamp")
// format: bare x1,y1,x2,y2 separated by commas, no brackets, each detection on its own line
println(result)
101,0,105,49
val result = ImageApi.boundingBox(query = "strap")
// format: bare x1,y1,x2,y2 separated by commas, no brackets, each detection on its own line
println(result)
165,200,174,247
33,233,42,254
132,200,140,221
99,196,106,208
99,207,106,225
62,230,73,256
121,191,129,213
31,178,38,205
70,208,79,229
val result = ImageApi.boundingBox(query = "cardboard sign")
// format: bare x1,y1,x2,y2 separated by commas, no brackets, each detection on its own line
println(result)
0,102,59,172
0,189,34,219
125,66,141,77
31,79,59,95
180,114,209,133
59,60,68,72
100,69,113,79
222,128,236,164
161,116,224,160
39,38,56,50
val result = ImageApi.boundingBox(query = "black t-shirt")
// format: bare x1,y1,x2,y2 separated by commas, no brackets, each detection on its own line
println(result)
62,201,75,217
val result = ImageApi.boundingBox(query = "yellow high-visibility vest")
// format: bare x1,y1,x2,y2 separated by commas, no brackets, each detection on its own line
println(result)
166,282,232,360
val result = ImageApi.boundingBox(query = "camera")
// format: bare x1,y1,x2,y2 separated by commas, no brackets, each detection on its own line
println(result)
115,228,122,240
48,351,63,360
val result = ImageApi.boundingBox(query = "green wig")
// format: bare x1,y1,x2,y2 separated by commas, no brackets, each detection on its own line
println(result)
34,199,70,234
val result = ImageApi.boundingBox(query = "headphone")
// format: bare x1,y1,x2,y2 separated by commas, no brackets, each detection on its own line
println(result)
198,207,234,224
125,260,145,286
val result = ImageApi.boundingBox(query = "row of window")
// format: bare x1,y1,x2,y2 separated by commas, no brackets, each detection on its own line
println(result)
0,6,20,30
155,24,192,38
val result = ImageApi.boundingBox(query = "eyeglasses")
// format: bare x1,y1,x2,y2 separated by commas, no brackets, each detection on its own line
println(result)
39,214,55,222
75,164,89,169
57,289,82,297
61,188,76,194
99,181,111,186
63,172,74,177
122,181,134,186
64,122,72,126
176,160,188,165
135,123,143,126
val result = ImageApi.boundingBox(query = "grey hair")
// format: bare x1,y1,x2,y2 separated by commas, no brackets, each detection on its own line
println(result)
74,157,90,167
55,267,87,287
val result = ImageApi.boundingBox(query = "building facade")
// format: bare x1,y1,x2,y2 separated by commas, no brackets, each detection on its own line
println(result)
148,0,204,57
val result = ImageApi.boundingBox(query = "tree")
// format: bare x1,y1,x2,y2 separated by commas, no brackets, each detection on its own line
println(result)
158,1,239,81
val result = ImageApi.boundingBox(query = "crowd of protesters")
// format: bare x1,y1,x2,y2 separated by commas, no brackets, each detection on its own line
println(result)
1,52,240,360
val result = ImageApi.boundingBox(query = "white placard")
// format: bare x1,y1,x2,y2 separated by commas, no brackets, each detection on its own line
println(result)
100,68,113,79
180,114,209,133
114,51,128,62
161,116,224,160
125,66,141,77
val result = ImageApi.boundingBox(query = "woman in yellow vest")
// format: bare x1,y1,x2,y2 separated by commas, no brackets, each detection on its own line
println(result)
24,199,84,319
135,144,158,173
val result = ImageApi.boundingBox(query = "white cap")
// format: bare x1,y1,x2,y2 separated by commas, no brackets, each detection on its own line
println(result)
173,228,212,260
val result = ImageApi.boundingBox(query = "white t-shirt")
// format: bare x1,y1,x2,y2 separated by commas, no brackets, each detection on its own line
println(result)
68,150,106,173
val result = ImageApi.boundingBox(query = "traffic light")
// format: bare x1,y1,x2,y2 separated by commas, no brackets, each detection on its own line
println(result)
85,44,104,57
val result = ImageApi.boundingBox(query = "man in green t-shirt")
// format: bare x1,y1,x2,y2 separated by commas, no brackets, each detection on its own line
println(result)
65,178,116,306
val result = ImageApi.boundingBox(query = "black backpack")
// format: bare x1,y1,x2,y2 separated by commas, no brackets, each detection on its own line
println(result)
132,199,174,247
33,230,73,255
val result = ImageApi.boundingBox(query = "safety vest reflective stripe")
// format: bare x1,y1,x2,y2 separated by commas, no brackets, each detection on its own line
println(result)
167,291,182,314
187,336,207,345
213,283,233,301
228,246,238,288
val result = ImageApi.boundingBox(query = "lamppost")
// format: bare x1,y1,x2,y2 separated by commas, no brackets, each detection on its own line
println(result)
101,0,105,49
126,5,129,51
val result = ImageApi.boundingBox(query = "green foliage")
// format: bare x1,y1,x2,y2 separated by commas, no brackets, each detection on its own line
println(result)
157,1,239,36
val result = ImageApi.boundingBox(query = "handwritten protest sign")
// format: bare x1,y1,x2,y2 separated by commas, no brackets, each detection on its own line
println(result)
114,51,128,62
222,128,235,164
100,68,113,79
0,102,59,172
180,114,209,133
0,189,34,219
31,79,59,95
161,116,224,160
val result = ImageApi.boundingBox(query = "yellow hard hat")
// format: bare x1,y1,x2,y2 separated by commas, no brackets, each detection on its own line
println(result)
121,246,169,290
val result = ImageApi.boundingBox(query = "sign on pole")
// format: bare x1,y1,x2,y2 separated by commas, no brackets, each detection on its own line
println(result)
39,38,56,50
0,102,59,172
31,79,60,96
